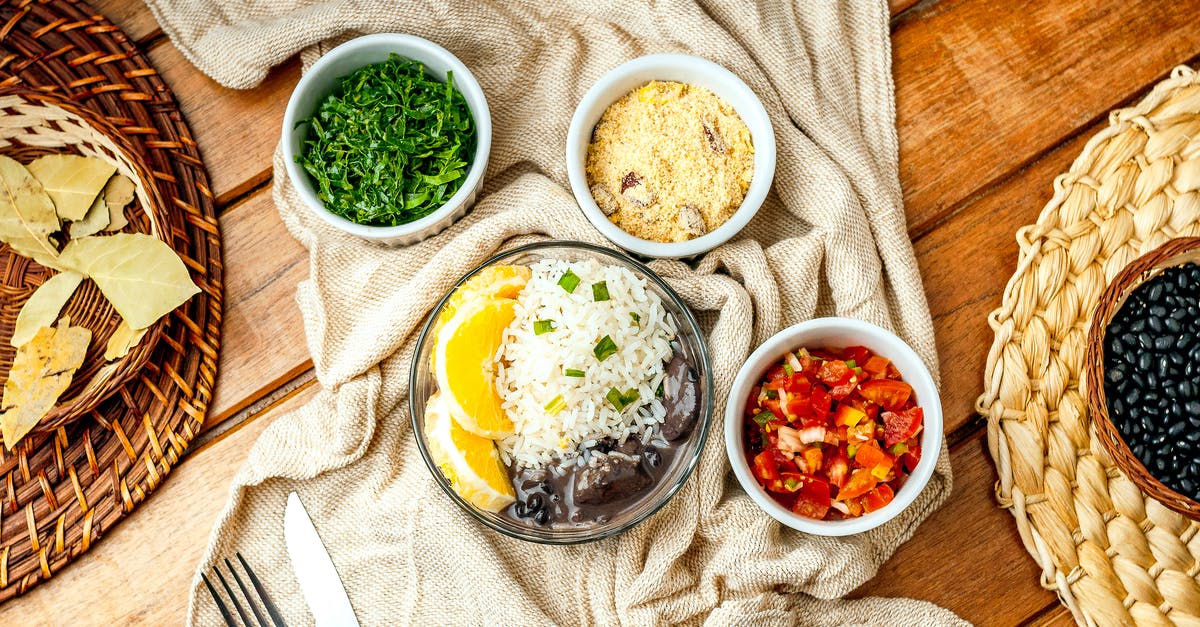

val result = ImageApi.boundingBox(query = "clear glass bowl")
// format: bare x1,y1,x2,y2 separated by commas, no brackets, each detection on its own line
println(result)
409,241,713,544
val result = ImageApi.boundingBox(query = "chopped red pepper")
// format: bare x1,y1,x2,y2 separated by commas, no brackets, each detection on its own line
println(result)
858,379,913,411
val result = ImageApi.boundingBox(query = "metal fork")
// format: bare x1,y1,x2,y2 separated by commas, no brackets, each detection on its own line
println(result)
202,552,288,627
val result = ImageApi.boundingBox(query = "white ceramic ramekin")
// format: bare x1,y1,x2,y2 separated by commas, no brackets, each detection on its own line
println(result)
565,54,776,259
281,33,491,246
724,317,943,536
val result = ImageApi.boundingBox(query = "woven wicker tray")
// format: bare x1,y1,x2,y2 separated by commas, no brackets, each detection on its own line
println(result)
0,1,221,602
979,66,1200,625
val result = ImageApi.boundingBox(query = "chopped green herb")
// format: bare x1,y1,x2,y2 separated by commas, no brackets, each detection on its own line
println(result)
592,281,609,301
753,412,772,426
564,368,586,377
764,389,778,400
593,335,618,361
607,387,640,410
629,312,641,327
558,269,581,293
544,395,567,416
297,54,475,226
844,359,857,369
533,319,556,335
656,381,664,398
783,477,800,491
782,363,794,376
889,442,909,456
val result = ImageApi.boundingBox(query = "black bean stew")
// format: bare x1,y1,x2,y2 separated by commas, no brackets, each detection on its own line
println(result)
1103,262,1200,499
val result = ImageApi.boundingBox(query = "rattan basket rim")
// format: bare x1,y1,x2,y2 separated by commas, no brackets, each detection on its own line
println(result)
1084,237,1200,521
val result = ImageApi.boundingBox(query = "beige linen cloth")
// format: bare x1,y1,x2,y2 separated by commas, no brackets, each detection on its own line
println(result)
146,0,962,624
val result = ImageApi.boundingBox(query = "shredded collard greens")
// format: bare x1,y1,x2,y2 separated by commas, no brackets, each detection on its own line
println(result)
297,54,476,226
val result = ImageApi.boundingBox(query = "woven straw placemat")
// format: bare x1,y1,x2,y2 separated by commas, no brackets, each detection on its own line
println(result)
979,65,1200,625
0,1,221,602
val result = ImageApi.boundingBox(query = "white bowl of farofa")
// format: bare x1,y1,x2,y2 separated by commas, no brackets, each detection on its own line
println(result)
566,54,776,259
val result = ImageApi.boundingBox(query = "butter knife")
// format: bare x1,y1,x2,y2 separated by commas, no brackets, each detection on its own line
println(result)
284,492,361,627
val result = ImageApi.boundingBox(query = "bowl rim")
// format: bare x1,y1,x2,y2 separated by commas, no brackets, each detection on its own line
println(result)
1084,236,1200,520
723,317,944,536
565,53,777,259
408,239,714,544
280,33,492,240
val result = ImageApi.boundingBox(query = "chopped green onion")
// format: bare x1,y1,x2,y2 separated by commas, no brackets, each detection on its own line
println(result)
782,363,794,376
656,381,664,398
564,368,586,378
889,442,909,455
844,359,857,369
606,387,641,411
753,412,772,426
533,319,556,335
544,395,567,416
593,335,618,361
852,367,864,377
592,281,609,302
764,389,778,400
557,269,580,293
629,312,641,327
606,387,626,410
847,443,860,459
783,477,800,491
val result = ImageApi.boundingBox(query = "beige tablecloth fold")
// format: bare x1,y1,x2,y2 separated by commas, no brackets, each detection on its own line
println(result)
144,0,962,624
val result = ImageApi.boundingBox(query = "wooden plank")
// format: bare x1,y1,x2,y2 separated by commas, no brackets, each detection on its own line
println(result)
918,125,1096,433
207,190,311,424
149,44,300,206
893,0,1200,236
853,432,1055,624
0,381,319,626
90,0,162,44
1024,604,1075,626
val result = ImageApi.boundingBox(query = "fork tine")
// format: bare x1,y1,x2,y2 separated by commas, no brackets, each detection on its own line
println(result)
202,572,238,627
237,552,287,627
215,564,253,627
227,557,269,627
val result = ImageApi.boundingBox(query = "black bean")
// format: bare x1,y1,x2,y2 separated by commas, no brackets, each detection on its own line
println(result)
644,447,663,468
514,502,528,518
527,493,545,511
1187,401,1200,415
1149,317,1164,333
1131,319,1147,333
1139,353,1153,370
533,508,549,525
1149,283,1164,301
1168,422,1185,436
1155,336,1174,351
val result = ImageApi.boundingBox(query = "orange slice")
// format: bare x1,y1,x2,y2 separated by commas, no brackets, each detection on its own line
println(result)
435,265,530,335
433,296,516,438
424,392,515,512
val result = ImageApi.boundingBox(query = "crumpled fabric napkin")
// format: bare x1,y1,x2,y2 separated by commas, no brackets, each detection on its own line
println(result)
143,0,963,624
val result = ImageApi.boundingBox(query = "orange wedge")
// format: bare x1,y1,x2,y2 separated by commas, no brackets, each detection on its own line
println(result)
435,265,530,335
424,392,515,512
433,296,516,438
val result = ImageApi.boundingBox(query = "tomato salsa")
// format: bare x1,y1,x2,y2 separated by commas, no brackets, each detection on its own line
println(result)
743,345,924,520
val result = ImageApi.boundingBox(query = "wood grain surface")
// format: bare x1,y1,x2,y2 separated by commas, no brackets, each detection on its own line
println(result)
8,0,1200,624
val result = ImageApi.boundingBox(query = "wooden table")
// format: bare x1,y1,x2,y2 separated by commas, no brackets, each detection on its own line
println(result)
3,1,1197,624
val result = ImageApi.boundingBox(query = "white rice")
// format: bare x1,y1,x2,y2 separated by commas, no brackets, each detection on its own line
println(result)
495,258,676,469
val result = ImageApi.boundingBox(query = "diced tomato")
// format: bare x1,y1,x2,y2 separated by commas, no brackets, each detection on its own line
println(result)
826,451,849,488
861,484,895,513
767,364,786,381
791,476,832,519
784,374,812,394
817,360,852,386
852,440,892,471
752,450,780,486
829,375,859,400
835,468,878,501
745,385,762,415
802,447,823,474
883,407,924,447
858,379,913,411
861,355,891,377
842,346,871,365
785,393,812,418
761,398,784,421
901,444,922,473
885,362,902,380
810,387,831,417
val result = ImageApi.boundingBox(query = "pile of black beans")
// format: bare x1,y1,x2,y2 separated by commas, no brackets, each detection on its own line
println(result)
1104,262,1200,500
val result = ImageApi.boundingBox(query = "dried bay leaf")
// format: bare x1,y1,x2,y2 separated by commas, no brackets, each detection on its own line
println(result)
104,319,147,361
68,194,111,239
1,316,90,449
102,174,135,232
59,233,200,330
0,155,63,269
27,154,115,221
11,270,84,348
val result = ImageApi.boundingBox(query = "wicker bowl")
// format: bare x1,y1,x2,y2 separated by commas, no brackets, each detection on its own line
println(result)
0,88,168,434
1085,237,1200,521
